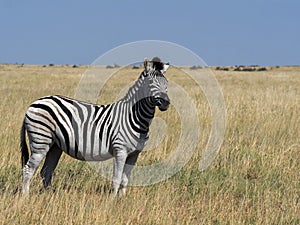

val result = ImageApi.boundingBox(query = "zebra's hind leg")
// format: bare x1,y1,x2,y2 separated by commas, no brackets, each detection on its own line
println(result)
40,144,62,189
22,150,48,195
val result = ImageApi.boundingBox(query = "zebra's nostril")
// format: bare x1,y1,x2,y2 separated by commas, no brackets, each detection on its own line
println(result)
154,97,170,111
154,97,162,106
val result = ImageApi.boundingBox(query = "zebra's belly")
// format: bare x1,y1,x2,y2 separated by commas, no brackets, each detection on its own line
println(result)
57,134,114,161
79,151,113,161
63,145,113,161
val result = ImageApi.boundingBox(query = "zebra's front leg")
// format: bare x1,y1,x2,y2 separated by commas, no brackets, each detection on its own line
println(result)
119,152,140,196
112,148,127,196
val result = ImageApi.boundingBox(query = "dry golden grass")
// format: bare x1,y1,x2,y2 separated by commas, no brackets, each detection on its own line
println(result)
0,64,299,224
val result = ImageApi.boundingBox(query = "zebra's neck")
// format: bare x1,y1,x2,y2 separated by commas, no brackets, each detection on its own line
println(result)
121,75,156,134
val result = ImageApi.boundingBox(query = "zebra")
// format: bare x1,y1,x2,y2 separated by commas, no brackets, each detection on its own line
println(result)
20,57,170,196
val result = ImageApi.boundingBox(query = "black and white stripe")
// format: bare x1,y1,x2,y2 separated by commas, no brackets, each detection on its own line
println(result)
21,58,170,196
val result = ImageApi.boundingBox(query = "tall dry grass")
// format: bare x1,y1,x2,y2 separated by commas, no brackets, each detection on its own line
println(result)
0,64,299,224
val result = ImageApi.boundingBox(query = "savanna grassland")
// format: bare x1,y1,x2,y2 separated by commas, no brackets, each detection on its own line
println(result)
0,64,299,224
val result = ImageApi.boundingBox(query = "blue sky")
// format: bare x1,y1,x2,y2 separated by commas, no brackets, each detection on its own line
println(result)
0,0,299,66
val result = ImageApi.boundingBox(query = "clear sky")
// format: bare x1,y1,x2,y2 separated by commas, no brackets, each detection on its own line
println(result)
0,0,299,66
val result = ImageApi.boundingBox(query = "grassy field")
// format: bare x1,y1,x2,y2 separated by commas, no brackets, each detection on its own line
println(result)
0,64,299,224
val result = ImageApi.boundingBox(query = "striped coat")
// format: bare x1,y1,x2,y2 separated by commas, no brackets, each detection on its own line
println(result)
21,58,170,196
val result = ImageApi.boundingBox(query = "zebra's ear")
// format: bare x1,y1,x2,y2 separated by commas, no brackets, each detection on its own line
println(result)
144,58,151,72
161,62,170,75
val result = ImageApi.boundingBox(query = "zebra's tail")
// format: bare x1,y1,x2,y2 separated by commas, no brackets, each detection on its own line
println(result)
20,119,29,168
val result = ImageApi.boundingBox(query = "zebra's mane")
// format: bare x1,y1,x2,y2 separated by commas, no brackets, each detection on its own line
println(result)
121,71,146,102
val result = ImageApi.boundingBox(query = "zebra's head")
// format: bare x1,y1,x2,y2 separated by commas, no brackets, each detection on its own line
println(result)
141,57,170,111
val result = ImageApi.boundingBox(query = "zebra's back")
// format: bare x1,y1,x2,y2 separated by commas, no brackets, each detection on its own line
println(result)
24,95,115,161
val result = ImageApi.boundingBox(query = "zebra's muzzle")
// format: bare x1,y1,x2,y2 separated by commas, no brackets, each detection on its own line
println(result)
155,94,170,111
